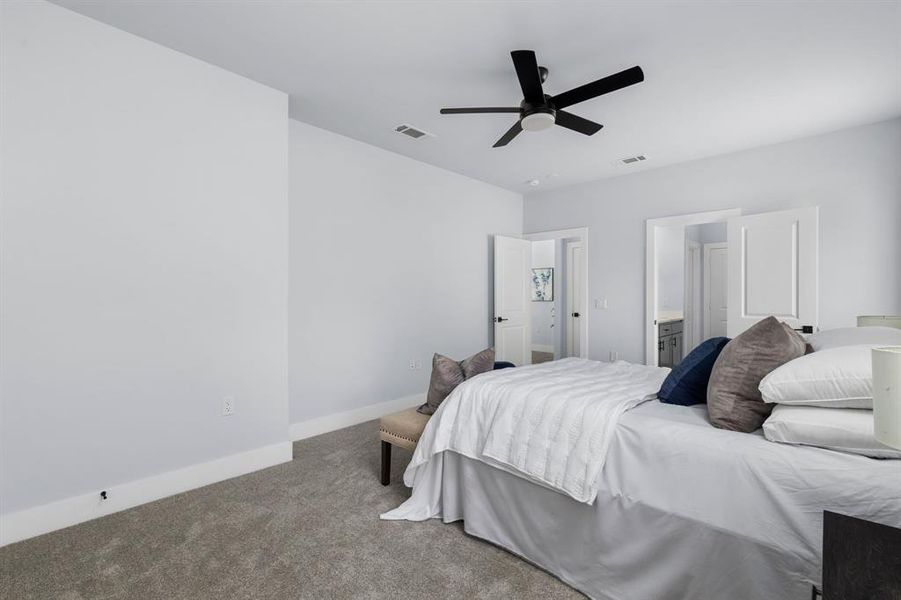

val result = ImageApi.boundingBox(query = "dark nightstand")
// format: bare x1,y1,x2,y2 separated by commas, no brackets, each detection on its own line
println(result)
817,511,901,600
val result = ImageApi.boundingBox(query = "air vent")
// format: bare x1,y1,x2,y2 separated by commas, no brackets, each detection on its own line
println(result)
395,124,434,140
619,154,647,165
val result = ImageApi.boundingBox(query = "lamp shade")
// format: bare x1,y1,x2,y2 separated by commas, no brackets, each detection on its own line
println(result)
858,315,901,328
872,346,901,450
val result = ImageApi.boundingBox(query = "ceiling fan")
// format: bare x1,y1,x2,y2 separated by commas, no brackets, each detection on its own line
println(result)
440,50,644,147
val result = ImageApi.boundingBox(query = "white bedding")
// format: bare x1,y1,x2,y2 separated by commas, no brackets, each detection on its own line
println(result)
385,400,901,599
385,358,668,512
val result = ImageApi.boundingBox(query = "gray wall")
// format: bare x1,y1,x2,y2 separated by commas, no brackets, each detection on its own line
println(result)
1,1,290,514
524,118,901,364
288,120,522,424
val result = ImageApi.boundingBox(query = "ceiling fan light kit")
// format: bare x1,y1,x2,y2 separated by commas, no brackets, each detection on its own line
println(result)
521,110,556,132
441,49,644,147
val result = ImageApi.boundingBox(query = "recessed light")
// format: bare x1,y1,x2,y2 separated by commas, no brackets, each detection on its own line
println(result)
527,179,541,187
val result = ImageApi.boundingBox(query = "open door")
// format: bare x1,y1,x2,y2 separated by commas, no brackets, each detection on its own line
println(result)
565,240,585,358
727,207,818,337
494,235,531,366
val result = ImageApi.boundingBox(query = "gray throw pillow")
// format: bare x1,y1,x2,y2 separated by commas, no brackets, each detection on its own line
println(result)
418,348,495,415
707,317,806,432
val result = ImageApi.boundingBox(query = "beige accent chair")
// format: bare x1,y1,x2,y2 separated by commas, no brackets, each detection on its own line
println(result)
379,406,430,485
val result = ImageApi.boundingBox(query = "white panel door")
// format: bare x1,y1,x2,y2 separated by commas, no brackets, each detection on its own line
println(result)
494,235,531,366
727,207,818,337
704,243,728,339
565,241,585,358
684,241,702,353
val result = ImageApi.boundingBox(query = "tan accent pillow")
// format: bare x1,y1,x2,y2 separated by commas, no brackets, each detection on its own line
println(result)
707,317,806,432
418,348,495,415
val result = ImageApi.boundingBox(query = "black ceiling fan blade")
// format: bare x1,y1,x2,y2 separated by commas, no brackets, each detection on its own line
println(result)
510,50,545,104
551,66,644,109
554,110,604,136
440,107,521,114
493,121,523,148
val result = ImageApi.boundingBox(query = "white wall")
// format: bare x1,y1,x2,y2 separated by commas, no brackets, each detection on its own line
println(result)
524,118,901,363
696,222,727,245
655,226,685,315
531,240,556,351
289,120,522,426
0,0,290,531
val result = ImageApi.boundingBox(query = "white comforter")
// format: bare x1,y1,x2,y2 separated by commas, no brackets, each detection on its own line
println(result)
386,358,669,511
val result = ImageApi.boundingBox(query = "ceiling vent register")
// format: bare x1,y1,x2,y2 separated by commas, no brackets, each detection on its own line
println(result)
395,124,434,139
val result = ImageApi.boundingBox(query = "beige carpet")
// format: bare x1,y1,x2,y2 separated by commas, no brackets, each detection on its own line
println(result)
0,420,584,599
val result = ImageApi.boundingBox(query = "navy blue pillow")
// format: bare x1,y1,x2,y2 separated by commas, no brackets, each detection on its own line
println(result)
658,337,730,406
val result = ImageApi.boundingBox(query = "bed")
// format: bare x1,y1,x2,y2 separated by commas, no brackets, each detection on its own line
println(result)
382,358,901,600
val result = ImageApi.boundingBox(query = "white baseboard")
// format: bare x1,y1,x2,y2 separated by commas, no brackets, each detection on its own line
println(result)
0,441,292,548
290,393,425,441
531,344,554,353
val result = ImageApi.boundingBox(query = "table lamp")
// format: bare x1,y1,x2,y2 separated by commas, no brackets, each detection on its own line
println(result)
873,346,901,450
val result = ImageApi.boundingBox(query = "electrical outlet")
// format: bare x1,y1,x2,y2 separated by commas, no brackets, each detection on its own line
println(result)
609,351,619,362
594,298,608,309
222,396,235,416
408,359,416,370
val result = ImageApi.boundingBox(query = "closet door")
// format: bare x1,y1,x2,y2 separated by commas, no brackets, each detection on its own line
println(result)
727,207,818,337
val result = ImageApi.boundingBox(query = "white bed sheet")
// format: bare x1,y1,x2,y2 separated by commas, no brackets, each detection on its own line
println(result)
393,358,668,506
386,401,901,600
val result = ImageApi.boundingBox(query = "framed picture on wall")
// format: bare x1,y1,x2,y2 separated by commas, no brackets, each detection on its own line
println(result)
531,268,554,302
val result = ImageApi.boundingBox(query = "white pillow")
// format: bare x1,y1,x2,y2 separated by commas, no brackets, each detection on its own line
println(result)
763,405,901,459
806,326,901,351
759,345,874,409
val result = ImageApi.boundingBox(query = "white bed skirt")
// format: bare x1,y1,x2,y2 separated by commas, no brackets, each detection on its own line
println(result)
430,451,814,600
385,400,901,599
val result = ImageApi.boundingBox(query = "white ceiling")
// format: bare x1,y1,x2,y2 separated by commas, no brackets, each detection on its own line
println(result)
52,0,901,193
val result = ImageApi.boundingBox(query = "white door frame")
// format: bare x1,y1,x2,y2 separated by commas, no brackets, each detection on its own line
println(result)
525,228,589,359
683,239,702,355
645,209,740,366
703,242,728,340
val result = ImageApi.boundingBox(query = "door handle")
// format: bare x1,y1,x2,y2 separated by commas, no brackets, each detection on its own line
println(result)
496,317,509,323
572,312,580,318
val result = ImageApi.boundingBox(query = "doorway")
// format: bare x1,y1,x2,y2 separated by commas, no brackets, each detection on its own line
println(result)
494,228,587,365
645,207,819,366
645,209,739,366
529,238,556,364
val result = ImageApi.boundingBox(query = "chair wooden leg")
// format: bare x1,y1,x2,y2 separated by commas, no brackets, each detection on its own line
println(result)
380,440,391,485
